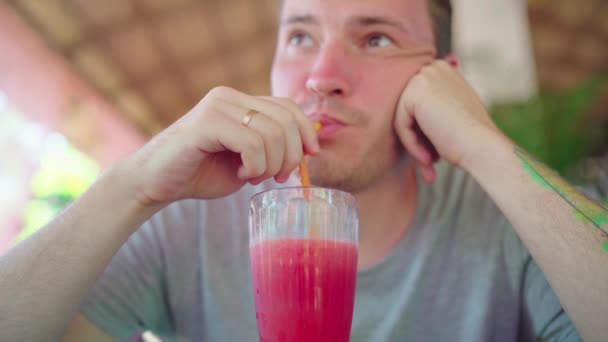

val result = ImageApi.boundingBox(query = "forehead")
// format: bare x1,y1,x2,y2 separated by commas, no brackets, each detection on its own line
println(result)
280,0,432,35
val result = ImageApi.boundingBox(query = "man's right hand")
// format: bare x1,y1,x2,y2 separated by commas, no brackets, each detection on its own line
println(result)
123,86,320,207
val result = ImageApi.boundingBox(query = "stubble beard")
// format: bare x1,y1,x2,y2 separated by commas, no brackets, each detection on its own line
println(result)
308,131,405,193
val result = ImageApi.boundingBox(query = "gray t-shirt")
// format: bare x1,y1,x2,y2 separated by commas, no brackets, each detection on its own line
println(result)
81,163,579,341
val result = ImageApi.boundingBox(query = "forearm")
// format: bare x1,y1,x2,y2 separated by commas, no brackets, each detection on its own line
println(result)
464,131,608,340
0,161,160,341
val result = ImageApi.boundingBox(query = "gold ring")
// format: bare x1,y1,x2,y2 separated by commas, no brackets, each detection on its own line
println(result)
241,109,259,127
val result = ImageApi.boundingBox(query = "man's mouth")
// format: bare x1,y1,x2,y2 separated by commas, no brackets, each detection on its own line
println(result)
309,113,348,141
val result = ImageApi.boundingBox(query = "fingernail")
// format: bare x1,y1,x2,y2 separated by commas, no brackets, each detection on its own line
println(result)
276,172,289,183
237,166,249,180
305,144,318,155
447,55,459,68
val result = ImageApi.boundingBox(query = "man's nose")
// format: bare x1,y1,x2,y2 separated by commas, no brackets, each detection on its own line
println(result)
305,41,352,97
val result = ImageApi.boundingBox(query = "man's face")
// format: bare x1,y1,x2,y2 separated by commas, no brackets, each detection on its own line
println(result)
272,0,436,192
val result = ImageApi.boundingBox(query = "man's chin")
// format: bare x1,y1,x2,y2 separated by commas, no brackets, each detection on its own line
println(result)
311,177,357,193
308,163,375,193
308,161,355,191
307,149,406,193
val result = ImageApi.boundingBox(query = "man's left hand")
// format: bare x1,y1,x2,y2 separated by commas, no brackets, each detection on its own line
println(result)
394,59,505,183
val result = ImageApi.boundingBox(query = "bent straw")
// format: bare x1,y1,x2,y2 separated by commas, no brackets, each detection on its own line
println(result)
299,159,311,187
299,122,322,238
298,122,322,187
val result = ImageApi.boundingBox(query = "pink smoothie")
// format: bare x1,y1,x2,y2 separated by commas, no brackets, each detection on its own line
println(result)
250,238,358,342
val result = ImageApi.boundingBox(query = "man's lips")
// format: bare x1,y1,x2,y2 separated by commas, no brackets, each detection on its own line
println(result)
309,113,348,140
317,122,346,140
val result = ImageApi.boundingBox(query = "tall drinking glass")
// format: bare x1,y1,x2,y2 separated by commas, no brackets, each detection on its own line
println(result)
249,187,359,342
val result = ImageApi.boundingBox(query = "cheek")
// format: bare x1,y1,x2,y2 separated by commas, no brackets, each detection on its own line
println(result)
353,61,427,114
271,61,308,98
352,79,402,126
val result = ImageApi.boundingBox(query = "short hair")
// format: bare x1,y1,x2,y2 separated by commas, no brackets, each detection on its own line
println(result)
427,0,453,57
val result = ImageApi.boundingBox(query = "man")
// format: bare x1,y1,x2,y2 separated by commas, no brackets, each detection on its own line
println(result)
1,0,607,341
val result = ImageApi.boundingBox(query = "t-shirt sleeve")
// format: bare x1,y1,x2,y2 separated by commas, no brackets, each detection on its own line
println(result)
79,215,174,341
520,257,581,342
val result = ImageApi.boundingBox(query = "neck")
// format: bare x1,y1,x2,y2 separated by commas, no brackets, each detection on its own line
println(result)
353,160,418,271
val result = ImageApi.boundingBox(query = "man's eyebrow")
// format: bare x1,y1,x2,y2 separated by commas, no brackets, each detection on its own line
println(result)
282,14,319,25
280,14,409,33
348,15,409,33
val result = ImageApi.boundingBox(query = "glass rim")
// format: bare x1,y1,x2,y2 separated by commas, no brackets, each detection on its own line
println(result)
250,185,357,204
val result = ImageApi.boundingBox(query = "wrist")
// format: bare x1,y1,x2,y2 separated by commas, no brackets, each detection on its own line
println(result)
102,160,165,225
461,127,515,178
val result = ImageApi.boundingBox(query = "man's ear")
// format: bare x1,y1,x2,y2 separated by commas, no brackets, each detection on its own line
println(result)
444,53,459,68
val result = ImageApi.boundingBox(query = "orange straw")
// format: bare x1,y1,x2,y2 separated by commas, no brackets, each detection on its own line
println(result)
298,122,321,187
301,122,321,237
299,159,312,187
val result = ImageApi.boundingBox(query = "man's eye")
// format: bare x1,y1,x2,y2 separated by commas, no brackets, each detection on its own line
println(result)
288,32,314,47
367,34,394,48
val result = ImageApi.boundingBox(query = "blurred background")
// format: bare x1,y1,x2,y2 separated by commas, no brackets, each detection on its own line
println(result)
1,0,607,253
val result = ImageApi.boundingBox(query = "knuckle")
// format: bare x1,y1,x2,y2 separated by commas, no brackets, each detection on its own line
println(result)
276,97,300,115
195,102,217,122
267,162,281,176
252,162,266,176
279,119,299,138
268,127,285,146
245,135,264,154
207,86,222,97
412,75,429,88
276,97,293,107
288,122,301,137
419,64,434,75
288,145,303,163
286,154,300,170
249,166,264,178
208,86,233,98
277,116,297,134
437,60,450,68
248,157,265,175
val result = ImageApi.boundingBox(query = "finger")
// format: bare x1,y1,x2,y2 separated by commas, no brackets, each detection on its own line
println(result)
214,100,286,181
412,121,440,164
396,122,434,167
419,163,437,184
256,97,307,180
394,96,438,167
444,54,459,68
200,113,267,180
209,87,318,154
246,113,286,181
434,59,466,85
394,98,415,144
260,97,320,155
413,142,433,166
